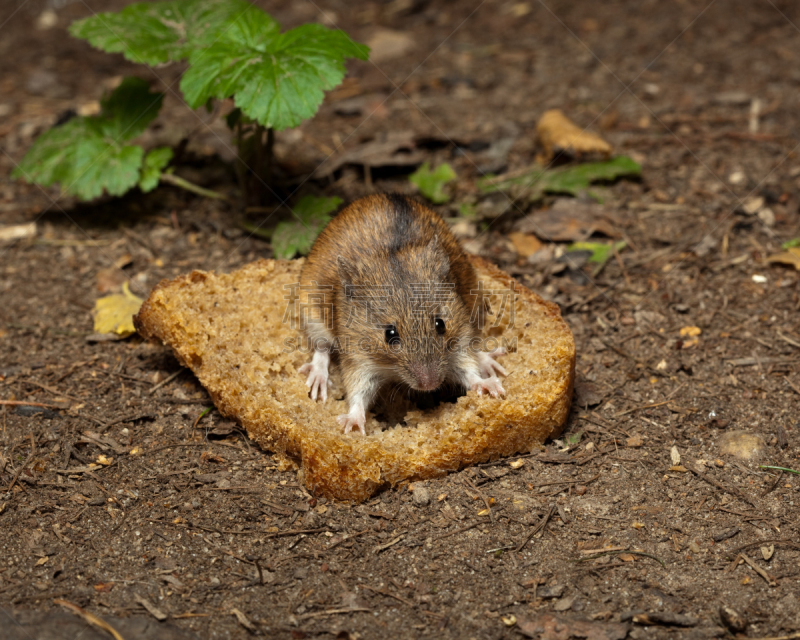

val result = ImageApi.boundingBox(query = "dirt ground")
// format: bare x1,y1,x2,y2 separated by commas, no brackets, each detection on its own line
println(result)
1,0,800,638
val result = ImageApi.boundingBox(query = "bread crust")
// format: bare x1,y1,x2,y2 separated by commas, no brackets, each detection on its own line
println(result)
134,257,575,502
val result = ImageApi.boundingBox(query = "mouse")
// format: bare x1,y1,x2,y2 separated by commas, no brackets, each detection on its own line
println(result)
298,193,506,435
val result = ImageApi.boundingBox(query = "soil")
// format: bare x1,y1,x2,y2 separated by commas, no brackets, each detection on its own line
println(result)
1,0,800,639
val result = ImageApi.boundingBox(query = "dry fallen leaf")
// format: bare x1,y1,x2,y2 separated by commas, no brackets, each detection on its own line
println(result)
536,109,613,161
766,247,800,270
93,282,143,337
508,231,542,257
719,430,766,461
680,326,702,337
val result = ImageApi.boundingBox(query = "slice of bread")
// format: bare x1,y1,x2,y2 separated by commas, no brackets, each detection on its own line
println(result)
134,256,575,502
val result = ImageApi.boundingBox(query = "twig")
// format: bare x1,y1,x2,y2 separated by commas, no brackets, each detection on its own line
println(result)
576,549,665,567
739,553,777,586
159,172,228,200
54,599,125,640
297,607,370,620
0,400,66,409
374,534,405,554
149,369,184,395
528,474,600,489
516,505,555,552
464,476,494,523
362,585,415,607
688,463,756,508
328,529,371,550
436,521,480,540
784,376,800,396
6,435,35,493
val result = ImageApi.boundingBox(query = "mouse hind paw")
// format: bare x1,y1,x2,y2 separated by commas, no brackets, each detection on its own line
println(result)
300,360,330,402
337,412,366,435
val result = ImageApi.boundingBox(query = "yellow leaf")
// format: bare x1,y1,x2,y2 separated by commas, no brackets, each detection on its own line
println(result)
680,326,701,337
93,281,143,336
96,455,113,466
536,109,612,161
766,247,800,270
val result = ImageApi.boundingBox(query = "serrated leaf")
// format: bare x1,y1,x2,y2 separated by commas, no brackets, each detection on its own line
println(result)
94,282,144,337
139,147,173,192
272,195,342,260
409,162,456,204
181,20,368,130
567,240,627,265
479,156,641,202
70,0,247,65
12,77,163,200
70,0,195,65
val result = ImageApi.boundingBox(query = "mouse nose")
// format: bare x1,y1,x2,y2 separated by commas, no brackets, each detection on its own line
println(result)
410,363,440,391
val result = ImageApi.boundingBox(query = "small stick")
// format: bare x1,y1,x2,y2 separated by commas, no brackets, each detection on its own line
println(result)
437,521,480,540
54,599,125,640
516,505,555,552
149,369,183,395
6,434,35,493
0,400,66,409
362,584,415,607
159,172,228,200
739,553,777,586
464,476,494,523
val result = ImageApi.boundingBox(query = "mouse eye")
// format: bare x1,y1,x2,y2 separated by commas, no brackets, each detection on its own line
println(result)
435,318,446,335
385,325,400,346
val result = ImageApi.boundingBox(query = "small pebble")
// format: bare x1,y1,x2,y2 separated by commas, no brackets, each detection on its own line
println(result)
412,486,430,507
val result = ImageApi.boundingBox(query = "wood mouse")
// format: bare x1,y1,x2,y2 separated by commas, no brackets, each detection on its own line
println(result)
298,193,506,435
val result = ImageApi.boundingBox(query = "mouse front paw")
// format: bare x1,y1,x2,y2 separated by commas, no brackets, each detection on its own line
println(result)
478,348,508,378
470,376,505,398
299,362,329,402
337,412,366,435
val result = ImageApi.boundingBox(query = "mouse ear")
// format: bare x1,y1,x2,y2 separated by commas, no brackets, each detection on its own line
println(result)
337,256,358,288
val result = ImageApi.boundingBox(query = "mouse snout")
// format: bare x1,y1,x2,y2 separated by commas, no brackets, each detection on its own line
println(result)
409,363,440,391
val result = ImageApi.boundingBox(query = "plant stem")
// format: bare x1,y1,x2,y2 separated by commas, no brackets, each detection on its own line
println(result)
265,126,274,185
235,118,248,204
254,123,265,202
159,173,228,200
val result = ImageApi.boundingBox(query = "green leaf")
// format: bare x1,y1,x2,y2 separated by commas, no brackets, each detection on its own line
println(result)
480,156,641,202
565,431,583,446
69,0,249,65
759,465,800,475
272,195,342,259
70,0,195,65
12,77,163,200
139,147,173,192
181,20,368,130
409,162,457,204
567,240,627,265
782,238,800,249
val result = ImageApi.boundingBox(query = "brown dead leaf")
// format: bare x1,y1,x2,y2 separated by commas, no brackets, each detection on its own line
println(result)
516,199,618,242
537,109,613,161
626,435,644,448
517,613,629,640
93,582,114,592
314,131,426,178
766,247,800,270
508,232,542,257
366,28,414,63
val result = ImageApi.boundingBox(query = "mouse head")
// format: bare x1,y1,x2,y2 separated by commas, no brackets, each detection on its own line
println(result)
337,249,475,391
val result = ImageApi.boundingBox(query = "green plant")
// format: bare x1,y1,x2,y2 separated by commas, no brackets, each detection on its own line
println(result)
241,195,342,259
409,162,456,204
14,0,368,201
479,156,641,203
